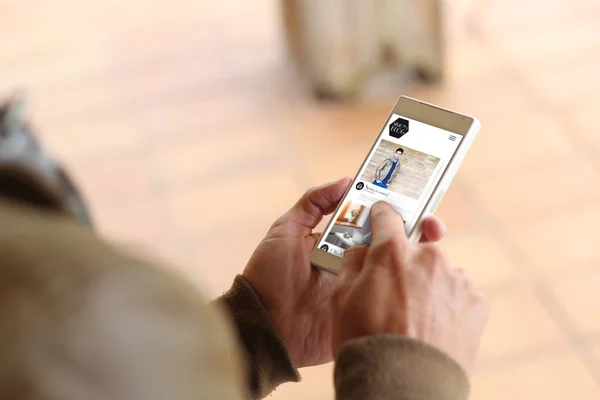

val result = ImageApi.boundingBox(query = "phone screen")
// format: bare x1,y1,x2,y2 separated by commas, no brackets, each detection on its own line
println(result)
317,113,464,258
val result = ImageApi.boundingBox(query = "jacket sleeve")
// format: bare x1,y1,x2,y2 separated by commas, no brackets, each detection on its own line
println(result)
215,275,301,400
375,160,386,180
334,335,470,400
216,276,469,400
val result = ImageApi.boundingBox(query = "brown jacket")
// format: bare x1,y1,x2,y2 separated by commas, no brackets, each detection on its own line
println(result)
375,157,401,184
219,275,469,400
0,99,469,398
0,199,468,400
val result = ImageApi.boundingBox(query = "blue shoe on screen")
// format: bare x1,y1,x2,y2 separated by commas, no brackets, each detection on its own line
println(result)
372,180,388,189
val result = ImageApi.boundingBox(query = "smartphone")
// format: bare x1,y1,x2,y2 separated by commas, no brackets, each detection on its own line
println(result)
310,96,480,274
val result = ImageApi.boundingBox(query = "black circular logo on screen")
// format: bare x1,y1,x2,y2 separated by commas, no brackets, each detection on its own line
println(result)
389,117,409,139
355,182,365,190
320,244,329,251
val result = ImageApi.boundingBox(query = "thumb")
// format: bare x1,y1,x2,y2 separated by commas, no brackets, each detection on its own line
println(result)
281,177,352,232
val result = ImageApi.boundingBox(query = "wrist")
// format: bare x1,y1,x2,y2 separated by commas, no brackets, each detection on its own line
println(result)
216,276,301,397
271,309,330,368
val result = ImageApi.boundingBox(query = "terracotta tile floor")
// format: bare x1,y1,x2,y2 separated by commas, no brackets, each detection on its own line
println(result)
3,0,600,398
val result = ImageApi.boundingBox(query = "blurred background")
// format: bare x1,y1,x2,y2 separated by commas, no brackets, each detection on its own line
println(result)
2,0,600,398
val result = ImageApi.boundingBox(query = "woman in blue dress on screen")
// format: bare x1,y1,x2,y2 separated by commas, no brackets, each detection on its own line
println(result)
373,147,403,189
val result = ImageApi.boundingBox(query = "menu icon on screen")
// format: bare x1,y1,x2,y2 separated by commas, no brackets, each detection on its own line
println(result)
389,117,409,139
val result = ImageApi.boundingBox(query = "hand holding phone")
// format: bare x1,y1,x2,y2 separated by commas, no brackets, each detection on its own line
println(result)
311,96,480,274
330,202,489,371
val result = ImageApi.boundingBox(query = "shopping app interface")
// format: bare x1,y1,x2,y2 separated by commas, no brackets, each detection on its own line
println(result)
318,114,463,258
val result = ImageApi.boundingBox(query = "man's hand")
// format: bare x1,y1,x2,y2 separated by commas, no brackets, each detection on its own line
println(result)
331,202,489,371
243,179,447,368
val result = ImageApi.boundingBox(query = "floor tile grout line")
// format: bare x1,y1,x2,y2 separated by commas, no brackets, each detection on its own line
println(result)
461,152,600,188
460,195,600,230
455,173,584,377
114,67,284,109
52,7,173,233
73,147,600,233
475,340,588,374
457,178,600,381
259,82,320,193
42,0,600,376
95,20,318,268
468,16,600,176
519,261,600,285
460,20,600,385
528,278,600,376
454,180,530,280
93,24,196,268
66,155,287,214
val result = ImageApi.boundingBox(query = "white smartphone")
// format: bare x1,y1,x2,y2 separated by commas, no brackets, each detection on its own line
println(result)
310,96,480,274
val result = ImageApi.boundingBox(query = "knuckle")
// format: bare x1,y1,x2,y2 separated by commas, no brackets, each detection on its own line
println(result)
344,245,366,258
468,288,490,313
463,271,475,286
331,282,347,305
473,288,489,305
421,243,446,264
330,285,341,302
475,295,491,321
428,244,446,260
304,186,321,204
455,268,473,284
271,215,286,228
370,238,404,263
304,186,317,199
301,187,328,217
375,235,404,250
341,250,365,270
387,235,405,249
415,244,449,278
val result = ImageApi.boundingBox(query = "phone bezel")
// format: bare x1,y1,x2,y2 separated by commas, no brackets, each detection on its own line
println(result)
310,95,480,275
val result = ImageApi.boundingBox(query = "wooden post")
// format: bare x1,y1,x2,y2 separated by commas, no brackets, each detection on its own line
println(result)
281,0,444,99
